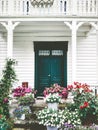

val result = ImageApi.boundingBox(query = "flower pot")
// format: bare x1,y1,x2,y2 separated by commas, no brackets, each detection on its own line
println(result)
20,114,25,120
47,126,58,130
47,103,58,110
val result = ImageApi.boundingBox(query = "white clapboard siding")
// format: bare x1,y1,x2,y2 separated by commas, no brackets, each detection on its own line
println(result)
77,33,97,85
13,40,34,88
13,34,71,87
0,30,97,87
0,33,7,78
67,39,72,85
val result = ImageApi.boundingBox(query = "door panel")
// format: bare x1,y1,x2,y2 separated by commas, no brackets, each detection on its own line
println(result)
35,42,68,96
38,56,64,96
38,56,50,95
50,57,64,85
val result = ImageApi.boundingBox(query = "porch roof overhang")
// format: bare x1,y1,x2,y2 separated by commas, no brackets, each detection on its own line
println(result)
0,16,97,37
0,20,92,37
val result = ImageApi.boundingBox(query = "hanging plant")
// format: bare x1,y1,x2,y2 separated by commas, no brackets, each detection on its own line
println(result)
30,0,54,7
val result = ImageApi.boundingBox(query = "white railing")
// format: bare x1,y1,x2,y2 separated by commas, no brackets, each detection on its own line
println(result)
0,0,97,16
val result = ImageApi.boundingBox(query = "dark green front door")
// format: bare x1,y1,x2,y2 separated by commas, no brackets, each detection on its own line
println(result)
35,42,67,96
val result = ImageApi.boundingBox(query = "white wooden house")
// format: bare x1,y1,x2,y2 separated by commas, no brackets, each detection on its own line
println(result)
0,0,98,95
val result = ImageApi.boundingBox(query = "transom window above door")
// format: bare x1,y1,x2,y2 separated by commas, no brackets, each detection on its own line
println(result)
38,50,64,56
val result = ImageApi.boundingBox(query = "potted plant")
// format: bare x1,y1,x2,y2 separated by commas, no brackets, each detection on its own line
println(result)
67,82,98,125
44,93,61,110
18,94,35,105
43,83,68,99
13,105,30,120
12,85,37,98
61,107,81,129
36,108,64,130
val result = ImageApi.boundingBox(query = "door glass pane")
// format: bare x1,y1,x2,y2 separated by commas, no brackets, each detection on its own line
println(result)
52,50,63,56
39,50,50,56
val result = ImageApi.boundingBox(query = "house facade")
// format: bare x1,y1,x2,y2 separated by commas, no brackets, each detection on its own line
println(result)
0,0,98,95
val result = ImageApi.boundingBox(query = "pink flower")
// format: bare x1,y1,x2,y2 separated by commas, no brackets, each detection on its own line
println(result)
13,86,36,97
3,98,9,103
25,87,32,93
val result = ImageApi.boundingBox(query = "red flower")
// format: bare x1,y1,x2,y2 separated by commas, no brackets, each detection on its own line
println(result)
80,101,89,109
84,101,89,107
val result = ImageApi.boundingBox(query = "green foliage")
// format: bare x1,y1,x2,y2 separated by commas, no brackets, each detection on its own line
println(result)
67,82,98,125
18,94,35,105
0,58,17,117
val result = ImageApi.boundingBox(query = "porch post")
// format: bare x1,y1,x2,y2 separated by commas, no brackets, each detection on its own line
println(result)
71,20,77,82
7,21,13,58
0,21,20,58
96,25,98,84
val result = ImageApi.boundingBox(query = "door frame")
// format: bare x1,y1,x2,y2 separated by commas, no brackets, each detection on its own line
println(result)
34,41,68,96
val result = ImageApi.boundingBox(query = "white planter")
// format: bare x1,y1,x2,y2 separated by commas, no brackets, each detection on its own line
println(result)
20,114,25,120
47,103,58,110
47,126,58,130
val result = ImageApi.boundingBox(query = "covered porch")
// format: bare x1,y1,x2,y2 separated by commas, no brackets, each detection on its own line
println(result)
0,18,98,87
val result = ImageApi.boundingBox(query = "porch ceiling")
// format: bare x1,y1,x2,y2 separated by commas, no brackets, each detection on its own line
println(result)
0,21,92,37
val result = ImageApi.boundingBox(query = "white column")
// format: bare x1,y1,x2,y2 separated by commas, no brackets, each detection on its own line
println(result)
7,21,13,58
71,21,77,82
0,21,20,58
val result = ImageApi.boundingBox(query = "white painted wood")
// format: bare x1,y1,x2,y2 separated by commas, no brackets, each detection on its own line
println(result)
0,28,97,87
0,33,7,79
7,21,13,58
96,27,98,84
77,32,97,85
8,0,14,15
71,21,77,82
72,0,77,15
0,0,97,16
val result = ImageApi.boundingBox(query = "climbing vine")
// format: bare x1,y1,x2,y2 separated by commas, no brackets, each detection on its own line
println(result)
0,58,17,117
